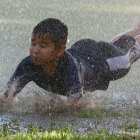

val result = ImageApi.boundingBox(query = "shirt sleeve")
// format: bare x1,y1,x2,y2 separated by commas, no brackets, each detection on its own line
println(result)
4,57,32,97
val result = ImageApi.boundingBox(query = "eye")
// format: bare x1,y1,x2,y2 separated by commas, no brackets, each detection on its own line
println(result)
40,44,48,48
40,45,46,48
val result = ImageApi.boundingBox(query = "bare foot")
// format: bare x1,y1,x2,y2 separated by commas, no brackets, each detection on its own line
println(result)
132,22,140,36
136,22,140,31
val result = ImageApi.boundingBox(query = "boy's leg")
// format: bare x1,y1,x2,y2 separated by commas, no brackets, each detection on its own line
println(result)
106,36,140,80
111,22,140,42
131,35,140,63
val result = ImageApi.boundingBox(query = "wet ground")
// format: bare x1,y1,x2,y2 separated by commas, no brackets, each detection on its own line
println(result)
1,84,140,134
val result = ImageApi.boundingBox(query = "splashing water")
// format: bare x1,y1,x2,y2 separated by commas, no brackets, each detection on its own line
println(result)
13,88,98,114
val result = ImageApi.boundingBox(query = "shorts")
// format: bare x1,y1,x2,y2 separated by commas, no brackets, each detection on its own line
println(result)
68,35,135,89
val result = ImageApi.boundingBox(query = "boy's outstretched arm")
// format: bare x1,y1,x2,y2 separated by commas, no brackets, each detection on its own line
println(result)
1,76,28,99
0,83,22,110
0,83,20,109
112,22,140,42
0,59,31,108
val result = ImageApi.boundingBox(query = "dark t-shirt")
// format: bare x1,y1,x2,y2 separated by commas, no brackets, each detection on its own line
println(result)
6,35,135,97
6,51,83,97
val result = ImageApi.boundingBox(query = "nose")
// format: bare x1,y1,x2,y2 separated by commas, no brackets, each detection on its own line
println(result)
33,45,40,55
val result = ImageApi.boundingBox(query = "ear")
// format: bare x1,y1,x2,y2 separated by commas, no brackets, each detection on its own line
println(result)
56,45,66,57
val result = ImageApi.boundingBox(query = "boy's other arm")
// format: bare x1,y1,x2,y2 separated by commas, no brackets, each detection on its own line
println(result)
67,85,83,105
0,59,32,100
65,59,84,106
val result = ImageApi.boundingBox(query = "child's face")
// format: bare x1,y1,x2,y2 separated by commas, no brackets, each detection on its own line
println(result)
29,34,63,66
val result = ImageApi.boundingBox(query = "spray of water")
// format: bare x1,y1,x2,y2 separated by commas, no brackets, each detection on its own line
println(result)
0,87,98,115
14,90,97,115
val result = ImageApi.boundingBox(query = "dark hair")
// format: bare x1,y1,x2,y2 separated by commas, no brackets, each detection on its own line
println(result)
32,18,68,47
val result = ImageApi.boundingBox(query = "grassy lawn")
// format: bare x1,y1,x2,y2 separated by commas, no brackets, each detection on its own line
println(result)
1,0,140,139
0,121,140,140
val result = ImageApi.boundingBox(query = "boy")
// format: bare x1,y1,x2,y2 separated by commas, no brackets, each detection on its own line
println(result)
0,18,140,107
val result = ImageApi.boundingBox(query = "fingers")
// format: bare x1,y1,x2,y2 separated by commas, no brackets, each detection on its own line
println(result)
0,91,14,111
0,92,7,101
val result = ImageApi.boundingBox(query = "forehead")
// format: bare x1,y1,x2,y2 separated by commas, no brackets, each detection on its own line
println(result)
31,33,52,43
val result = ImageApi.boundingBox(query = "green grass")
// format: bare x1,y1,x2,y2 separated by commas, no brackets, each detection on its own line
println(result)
1,123,140,140
118,120,138,132
0,111,139,140
79,108,122,119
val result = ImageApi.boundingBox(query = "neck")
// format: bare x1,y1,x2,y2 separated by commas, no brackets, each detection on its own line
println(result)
43,58,59,76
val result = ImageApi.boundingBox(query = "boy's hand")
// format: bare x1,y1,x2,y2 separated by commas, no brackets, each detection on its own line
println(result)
67,94,89,108
0,92,14,111
68,97,89,109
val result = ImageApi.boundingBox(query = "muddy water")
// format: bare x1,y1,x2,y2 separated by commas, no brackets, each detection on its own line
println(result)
1,82,140,133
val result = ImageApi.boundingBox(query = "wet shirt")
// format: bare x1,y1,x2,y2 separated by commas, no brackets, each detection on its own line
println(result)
6,51,83,97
